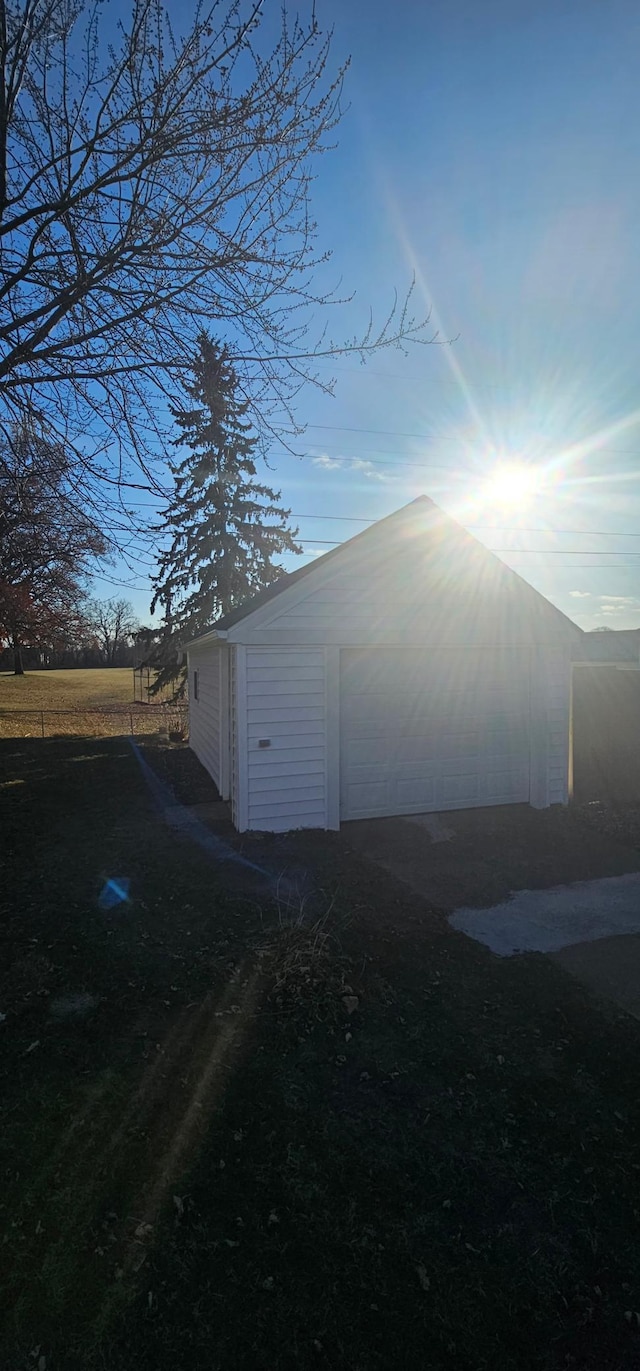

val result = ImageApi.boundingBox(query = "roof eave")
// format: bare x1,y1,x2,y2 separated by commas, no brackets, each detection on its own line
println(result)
185,627,228,650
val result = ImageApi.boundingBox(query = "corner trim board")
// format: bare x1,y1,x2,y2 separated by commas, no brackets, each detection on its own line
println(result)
325,645,340,830
235,645,249,831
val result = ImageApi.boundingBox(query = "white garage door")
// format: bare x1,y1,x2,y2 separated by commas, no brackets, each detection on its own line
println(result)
340,648,531,821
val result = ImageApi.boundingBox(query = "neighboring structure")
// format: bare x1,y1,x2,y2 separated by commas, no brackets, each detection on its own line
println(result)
572,629,640,803
187,497,582,832
574,628,640,667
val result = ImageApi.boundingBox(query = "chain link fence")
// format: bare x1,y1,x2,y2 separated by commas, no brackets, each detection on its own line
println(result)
0,702,188,740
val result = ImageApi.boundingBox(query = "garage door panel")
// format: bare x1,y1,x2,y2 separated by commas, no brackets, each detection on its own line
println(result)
345,737,393,766
347,760,440,788
485,720,529,741
344,713,441,740
340,648,530,820
392,736,440,764
438,752,487,777
346,735,441,766
345,693,511,724
343,777,438,816
486,766,530,801
439,730,483,758
441,773,481,805
396,777,437,807
485,731,530,760
346,712,486,742
342,691,444,717
346,781,389,812
348,728,520,767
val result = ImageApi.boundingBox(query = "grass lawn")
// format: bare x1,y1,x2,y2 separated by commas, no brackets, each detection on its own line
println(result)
2,736,640,1370
0,670,185,739
0,667,135,710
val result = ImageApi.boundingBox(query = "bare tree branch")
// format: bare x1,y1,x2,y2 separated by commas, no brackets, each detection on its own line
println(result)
86,594,138,664
0,0,438,553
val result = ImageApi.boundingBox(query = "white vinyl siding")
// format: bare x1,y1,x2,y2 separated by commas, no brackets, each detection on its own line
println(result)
546,646,572,805
244,648,327,832
247,536,572,651
187,643,221,790
262,569,427,641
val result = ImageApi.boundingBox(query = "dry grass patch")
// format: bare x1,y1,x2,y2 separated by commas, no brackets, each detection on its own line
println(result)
0,668,134,709
0,670,187,738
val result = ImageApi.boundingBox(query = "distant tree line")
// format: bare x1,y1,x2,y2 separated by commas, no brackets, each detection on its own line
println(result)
0,596,158,673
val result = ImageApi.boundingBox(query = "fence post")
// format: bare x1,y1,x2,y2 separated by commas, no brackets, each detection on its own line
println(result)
41,710,45,739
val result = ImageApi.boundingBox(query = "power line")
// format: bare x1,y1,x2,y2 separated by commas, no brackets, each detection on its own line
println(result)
169,440,640,478
99,553,640,593
529,566,640,570
292,539,640,556
93,576,151,592
303,422,640,456
305,423,480,440
112,508,640,564
288,551,640,572
127,501,640,541
124,443,640,493
491,549,640,557
290,513,640,538
118,526,640,557
273,445,640,476
475,526,640,538
101,499,640,542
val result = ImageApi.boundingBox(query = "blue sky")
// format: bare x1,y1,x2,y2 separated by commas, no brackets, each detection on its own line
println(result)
94,0,640,632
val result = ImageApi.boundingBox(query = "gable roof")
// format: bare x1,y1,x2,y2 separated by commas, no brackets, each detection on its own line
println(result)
215,497,439,631
186,495,583,646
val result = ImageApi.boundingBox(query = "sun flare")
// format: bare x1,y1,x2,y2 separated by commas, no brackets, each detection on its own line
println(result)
482,461,540,510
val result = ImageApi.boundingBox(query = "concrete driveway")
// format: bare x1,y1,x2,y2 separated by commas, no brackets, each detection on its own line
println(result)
343,803,640,1017
450,872,640,954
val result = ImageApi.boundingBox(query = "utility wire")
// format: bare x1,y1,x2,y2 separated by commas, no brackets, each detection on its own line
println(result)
289,514,640,538
302,422,640,456
128,503,640,540
272,444,640,474
291,539,640,556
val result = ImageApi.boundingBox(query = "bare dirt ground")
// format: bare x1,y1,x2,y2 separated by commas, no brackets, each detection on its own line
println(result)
339,802,640,910
3,737,640,1371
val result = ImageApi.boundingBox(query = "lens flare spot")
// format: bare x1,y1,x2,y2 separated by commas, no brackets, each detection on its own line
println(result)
482,461,542,510
98,878,131,909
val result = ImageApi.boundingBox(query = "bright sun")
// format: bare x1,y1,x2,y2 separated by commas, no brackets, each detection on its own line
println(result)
483,461,540,510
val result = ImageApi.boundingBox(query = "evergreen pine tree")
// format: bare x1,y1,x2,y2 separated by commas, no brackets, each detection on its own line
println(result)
151,335,301,696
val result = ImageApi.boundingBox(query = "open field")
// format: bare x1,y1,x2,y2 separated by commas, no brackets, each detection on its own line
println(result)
0,667,135,709
0,669,185,739
2,735,640,1370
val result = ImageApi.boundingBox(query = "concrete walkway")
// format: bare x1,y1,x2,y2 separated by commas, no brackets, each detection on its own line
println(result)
449,871,640,956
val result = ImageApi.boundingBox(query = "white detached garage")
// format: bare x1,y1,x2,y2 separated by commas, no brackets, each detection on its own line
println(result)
187,497,581,832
